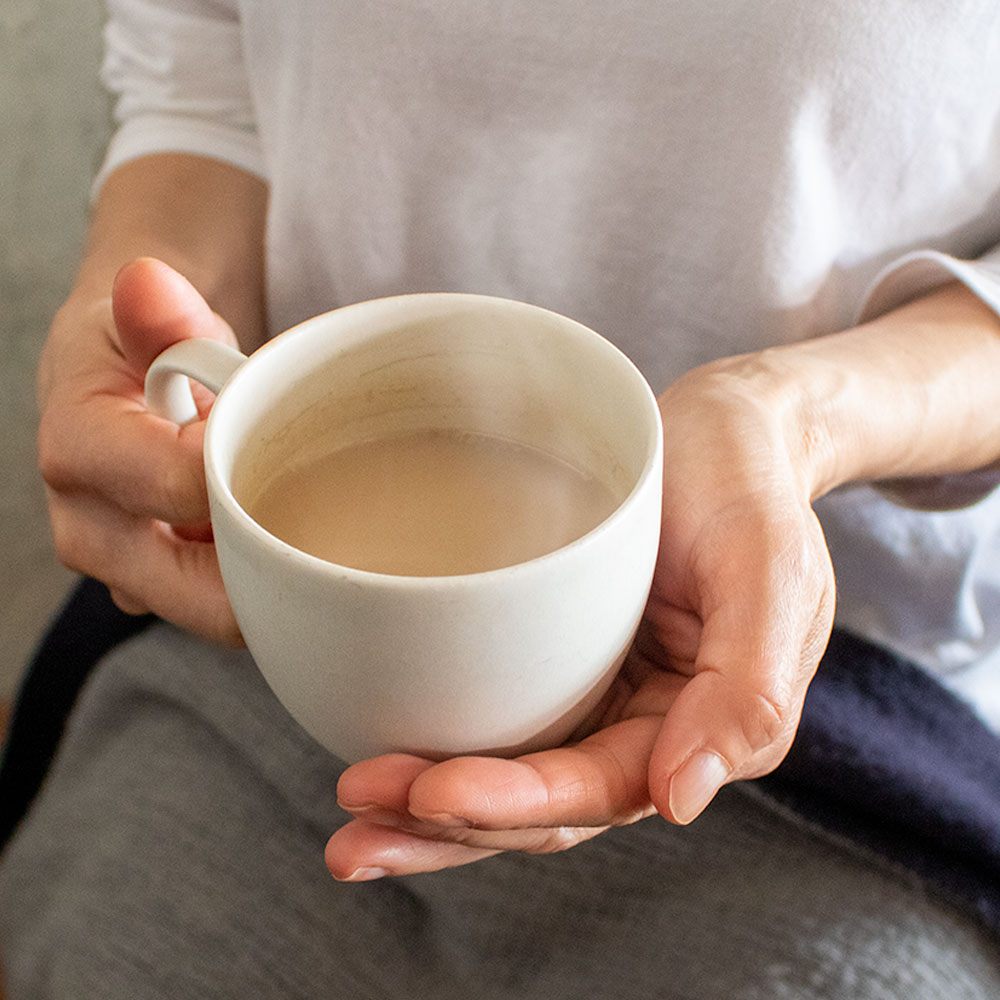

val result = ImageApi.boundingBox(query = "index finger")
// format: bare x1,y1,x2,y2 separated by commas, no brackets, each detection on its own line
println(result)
338,714,663,832
39,390,211,526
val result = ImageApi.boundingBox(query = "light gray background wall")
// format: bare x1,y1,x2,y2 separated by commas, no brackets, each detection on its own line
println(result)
0,2,112,695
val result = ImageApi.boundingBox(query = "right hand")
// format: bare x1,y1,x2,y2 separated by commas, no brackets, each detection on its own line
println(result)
37,256,244,644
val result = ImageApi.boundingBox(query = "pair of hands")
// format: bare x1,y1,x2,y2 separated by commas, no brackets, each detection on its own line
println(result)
39,257,836,880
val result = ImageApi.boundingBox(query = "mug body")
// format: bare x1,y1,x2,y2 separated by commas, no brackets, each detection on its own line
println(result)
203,294,662,762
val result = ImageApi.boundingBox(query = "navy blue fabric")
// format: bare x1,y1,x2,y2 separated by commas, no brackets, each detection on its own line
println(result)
0,578,154,852
758,629,1000,936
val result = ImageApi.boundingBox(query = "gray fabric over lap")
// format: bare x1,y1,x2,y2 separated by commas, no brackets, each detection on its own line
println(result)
1,624,997,999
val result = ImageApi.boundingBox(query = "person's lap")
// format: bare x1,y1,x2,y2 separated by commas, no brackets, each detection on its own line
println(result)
1,624,997,999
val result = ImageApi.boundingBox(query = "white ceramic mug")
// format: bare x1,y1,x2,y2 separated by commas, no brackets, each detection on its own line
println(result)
146,293,663,763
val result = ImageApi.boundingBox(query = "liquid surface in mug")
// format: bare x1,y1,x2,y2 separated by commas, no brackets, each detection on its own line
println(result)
245,428,620,576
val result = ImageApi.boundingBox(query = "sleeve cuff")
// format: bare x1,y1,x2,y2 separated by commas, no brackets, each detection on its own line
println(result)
91,114,268,199
858,248,1000,324
858,247,1000,510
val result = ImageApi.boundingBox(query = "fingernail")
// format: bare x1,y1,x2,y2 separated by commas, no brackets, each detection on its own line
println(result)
669,751,731,825
342,866,391,882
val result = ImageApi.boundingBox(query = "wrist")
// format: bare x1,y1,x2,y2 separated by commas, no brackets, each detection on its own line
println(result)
758,348,865,503
660,350,834,503
747,281,1000,507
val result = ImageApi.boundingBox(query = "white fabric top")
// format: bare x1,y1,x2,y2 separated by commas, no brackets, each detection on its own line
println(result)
97,0,1000,728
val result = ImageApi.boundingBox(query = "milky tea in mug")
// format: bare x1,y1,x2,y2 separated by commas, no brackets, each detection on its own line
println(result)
244,427,621,577
146,293,663,763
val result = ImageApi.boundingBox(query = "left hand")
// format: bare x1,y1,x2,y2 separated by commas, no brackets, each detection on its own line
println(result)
325,353,837,880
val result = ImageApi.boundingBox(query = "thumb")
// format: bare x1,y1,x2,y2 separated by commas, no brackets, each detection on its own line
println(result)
646,522,833,825
112,257,238,375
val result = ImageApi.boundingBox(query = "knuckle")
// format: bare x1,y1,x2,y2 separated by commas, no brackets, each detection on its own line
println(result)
37,407,77,493
739,688,793,755
583,742,633,813
161,459,208,525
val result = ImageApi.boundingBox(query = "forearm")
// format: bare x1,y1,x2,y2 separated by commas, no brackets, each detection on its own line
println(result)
67,153,269,351
686,282,1000,506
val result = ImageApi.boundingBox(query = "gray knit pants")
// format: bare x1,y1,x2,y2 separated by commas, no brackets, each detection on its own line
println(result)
1,623,998,999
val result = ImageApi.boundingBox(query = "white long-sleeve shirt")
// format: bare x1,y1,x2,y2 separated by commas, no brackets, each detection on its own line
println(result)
98,0,1000,728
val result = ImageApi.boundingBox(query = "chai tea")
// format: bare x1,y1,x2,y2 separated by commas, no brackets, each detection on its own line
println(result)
245,428,620,576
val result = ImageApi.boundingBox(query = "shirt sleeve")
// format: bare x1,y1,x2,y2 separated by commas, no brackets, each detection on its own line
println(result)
855,246,1000,511
94,0,265,193
858,246,1000,324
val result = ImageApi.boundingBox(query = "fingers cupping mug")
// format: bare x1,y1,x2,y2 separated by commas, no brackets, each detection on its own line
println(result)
146,293,663,763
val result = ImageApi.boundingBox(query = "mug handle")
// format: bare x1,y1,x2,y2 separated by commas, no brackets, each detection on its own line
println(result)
145,339,248,425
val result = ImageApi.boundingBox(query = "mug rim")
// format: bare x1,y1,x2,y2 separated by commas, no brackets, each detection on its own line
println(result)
203,292,664,588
